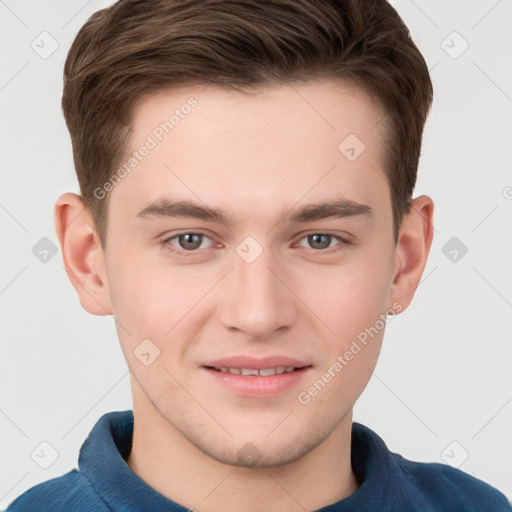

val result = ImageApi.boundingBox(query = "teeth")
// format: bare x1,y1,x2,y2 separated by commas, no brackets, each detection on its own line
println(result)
213,366,298,376
241,368,259,376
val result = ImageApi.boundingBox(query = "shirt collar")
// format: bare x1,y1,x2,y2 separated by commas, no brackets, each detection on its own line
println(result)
80,410,188,511
79,409,403,511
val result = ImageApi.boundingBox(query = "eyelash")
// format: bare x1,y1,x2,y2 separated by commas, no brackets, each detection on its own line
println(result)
160,231,350,257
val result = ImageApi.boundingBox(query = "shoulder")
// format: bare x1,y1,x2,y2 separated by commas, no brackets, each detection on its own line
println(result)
351,423,511,511
395,454,511,511
5,470,109,512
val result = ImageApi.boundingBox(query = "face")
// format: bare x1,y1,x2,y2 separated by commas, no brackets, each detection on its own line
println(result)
100,80,402,467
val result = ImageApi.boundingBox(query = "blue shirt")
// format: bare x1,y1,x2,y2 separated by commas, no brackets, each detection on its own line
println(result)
6,410,511,511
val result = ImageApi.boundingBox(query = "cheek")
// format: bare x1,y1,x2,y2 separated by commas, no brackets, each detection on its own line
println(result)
299,266,389,409
306,255,393,341
310,247,394,396
106,253,218,359
105,254,181,338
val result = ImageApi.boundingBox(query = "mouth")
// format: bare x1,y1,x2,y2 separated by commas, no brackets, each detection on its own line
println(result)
201,358,312,397
205,365,308,376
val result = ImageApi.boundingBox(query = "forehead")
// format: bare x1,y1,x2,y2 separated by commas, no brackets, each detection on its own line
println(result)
110,79,390,224
131,79,385,147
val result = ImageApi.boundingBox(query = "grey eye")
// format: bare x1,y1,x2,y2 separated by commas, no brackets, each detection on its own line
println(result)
307,234,333,250
177,233,204,250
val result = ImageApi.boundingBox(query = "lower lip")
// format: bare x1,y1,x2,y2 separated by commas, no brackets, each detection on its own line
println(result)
201,367,311,398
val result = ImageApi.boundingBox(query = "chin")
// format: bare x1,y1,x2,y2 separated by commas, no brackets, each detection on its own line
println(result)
184,420,326,469
204,437,316,469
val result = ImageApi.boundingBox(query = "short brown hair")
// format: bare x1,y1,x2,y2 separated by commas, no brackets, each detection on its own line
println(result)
62,0,433,247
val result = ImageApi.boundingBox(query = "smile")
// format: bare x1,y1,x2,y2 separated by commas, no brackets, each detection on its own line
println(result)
211,366,297,376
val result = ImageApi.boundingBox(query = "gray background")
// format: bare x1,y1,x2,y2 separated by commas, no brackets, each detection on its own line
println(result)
1,0,511,507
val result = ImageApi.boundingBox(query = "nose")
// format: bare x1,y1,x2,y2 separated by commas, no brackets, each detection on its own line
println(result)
219,243,297,340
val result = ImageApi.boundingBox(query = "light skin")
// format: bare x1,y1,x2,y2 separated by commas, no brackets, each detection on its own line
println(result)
55,80,433,512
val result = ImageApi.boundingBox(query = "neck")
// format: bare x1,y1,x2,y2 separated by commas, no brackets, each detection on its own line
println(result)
126,386,359,512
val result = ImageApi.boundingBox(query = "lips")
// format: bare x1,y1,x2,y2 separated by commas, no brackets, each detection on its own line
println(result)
201,355,312,397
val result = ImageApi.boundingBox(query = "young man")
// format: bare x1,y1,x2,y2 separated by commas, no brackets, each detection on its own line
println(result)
6,0,511,510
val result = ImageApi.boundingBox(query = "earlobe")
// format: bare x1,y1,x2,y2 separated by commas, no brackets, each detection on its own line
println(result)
388,195,434,311
54,192,113,316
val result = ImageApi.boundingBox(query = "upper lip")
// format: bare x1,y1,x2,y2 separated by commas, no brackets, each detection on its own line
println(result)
203,356,310,370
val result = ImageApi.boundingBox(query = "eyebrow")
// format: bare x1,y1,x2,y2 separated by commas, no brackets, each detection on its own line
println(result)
135,196,373,226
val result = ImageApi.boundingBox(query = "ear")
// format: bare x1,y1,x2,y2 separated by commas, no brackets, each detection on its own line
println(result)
388,195,434,312
54,192,113,316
